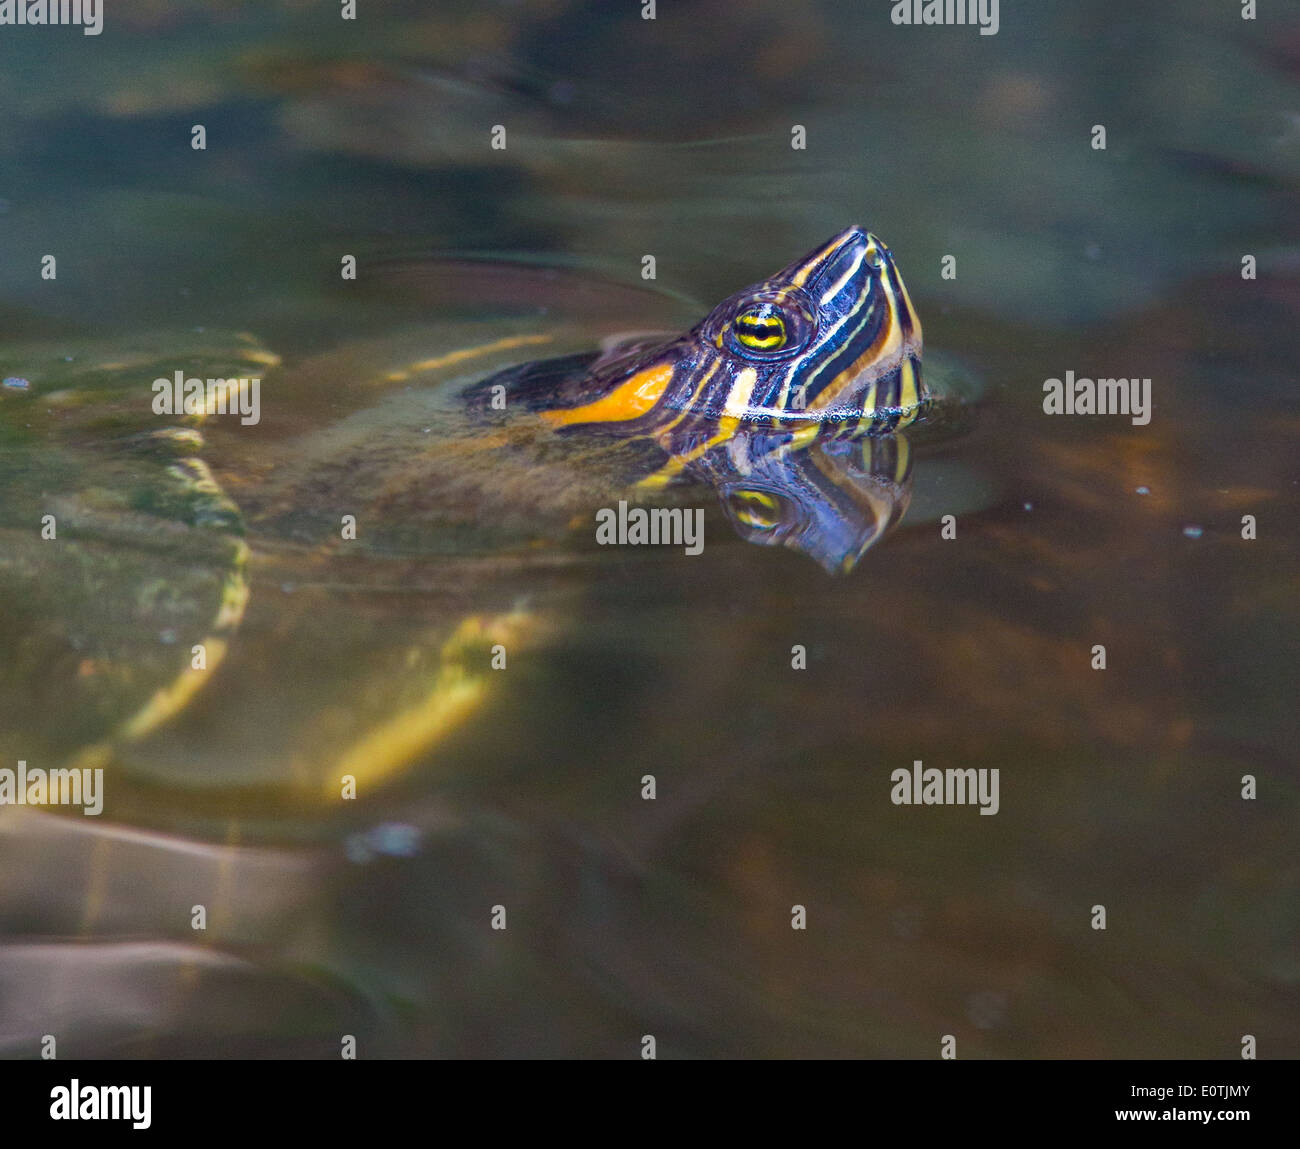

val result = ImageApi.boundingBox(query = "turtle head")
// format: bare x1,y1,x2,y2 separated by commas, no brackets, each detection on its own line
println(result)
524,227,924,437
668,226,925,427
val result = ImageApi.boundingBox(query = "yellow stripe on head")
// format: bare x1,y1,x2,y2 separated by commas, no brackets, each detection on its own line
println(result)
898,356,919,411
894,264,923,351
723,367,758,418
790,236,847,287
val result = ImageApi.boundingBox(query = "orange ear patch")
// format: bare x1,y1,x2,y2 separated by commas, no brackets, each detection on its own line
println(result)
541,362,674,427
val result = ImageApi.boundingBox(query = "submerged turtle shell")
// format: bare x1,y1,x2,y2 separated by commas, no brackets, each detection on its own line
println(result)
0,333,261,774
0,240,988,1055
0,235,985,806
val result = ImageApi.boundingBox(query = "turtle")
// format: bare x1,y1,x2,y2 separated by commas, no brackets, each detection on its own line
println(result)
0,227,982,1056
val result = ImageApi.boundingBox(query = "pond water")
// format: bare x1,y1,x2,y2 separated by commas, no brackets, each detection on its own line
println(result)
0,0,1297,1058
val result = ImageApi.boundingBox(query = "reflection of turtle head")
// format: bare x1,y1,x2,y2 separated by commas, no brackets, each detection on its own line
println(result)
694,431,914,575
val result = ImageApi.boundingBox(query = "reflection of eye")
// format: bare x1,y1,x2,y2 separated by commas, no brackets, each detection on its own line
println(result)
728,488,782,530
733,308,787,351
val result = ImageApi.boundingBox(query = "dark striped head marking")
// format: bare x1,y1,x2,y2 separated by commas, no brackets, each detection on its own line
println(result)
538,226,925,440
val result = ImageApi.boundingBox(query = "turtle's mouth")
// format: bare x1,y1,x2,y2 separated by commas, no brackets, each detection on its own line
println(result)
720,400,925,425
766,227,925,426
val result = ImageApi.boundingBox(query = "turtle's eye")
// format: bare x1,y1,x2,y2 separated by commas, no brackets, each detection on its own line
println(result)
713,290,815,360
733,307,787,352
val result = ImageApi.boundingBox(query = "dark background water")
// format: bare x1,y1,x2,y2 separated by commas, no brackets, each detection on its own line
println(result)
0,0,1297,1058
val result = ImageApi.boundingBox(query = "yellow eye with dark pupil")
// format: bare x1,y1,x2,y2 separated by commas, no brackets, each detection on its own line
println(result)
734,311,787,351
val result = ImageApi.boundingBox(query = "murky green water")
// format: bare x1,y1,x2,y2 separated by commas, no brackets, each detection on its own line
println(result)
1,1,1297,1058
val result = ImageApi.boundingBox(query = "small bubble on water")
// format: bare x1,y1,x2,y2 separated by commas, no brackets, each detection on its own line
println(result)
158,629,177,645
369,822,421,857
1135,486,1150,495
2,376,31,391
1183,525,1204,539
344,834,373,864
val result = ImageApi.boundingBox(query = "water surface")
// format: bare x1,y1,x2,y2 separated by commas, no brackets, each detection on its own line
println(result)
0,0,1297,1058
